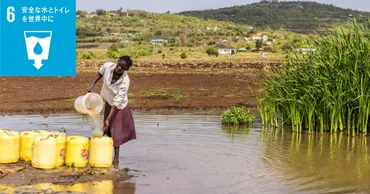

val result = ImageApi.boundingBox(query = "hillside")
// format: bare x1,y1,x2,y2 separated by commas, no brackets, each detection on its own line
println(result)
75,9,312,60
179,0,370,33
76,11,251,45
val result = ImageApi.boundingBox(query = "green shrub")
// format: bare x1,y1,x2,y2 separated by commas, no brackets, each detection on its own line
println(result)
107,44,120,58
80,51,95,59
206,47,219,57
180,52,188,59
221,106,255,126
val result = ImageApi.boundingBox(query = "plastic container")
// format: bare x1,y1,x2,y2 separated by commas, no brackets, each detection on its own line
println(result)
89,137,113,168
20,130,49,161
50,131,67,167
32,133,57,169
65,136,89,168
74,93,104,115
0,129,20,163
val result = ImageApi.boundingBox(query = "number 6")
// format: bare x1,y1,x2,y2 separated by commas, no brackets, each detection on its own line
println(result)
7,6,15,22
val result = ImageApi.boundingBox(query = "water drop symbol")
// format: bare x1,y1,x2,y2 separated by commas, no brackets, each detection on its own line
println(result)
33,42,43,55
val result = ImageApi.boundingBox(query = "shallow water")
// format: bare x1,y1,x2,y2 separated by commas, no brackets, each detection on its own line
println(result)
0,114,370,194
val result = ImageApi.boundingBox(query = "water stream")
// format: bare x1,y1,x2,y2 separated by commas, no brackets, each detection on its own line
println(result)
0,113,369,194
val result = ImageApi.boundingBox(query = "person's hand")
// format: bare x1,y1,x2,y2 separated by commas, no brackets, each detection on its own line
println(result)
103,119,111,132
87,86,94,93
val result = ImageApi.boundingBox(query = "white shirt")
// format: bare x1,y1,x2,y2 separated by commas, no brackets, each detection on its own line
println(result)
98,62,130,110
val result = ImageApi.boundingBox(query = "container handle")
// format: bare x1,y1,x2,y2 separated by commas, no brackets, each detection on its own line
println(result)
2,129,9,136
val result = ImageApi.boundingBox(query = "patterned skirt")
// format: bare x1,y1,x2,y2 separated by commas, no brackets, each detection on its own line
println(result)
103,102,136,147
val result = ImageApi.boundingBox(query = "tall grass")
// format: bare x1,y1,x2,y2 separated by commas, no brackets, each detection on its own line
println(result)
257,19,370,135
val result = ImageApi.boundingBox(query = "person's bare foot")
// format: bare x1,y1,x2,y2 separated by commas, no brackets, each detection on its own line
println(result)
112,160,119,168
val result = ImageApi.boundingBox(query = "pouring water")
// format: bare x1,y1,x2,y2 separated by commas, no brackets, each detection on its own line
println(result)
74,93,104,137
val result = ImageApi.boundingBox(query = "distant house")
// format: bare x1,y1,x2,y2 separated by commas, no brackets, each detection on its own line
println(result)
215,44,236,55
296,48,317,55
206,26,220,31
237,48,248,52
104,29,121,36
251,33,268,42
151,39,168,44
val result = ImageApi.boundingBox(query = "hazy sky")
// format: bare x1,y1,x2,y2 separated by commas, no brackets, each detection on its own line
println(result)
76,0,370,13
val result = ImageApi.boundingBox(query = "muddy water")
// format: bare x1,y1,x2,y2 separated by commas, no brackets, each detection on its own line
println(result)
0,114,370,193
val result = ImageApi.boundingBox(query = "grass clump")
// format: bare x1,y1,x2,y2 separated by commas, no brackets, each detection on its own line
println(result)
144,89,171,99
221,106,255,126
175,91,186,100
257,19,370,135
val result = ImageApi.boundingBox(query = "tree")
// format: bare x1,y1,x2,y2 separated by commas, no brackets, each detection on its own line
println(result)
206,47,219,57
154,30,163,38
106,28,112,34
255,40,263,50
180,33,188,47
96,9,106,16
105,11,111,18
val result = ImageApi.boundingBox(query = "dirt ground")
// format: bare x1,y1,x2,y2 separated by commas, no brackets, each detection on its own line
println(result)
0,65,269,116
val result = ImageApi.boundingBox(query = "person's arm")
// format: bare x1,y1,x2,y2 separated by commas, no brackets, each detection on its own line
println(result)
87,72,103,92
87,63,106,92
106,105,117,123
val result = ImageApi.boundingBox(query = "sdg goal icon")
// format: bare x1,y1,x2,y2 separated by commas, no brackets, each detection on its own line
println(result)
0,0,76,76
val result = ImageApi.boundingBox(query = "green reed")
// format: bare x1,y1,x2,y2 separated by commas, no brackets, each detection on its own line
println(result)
258,19,370,136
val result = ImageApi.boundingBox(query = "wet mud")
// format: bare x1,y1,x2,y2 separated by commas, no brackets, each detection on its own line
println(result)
0,161,133,194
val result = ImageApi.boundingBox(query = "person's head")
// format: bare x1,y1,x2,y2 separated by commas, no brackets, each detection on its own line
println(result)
114,55,133,74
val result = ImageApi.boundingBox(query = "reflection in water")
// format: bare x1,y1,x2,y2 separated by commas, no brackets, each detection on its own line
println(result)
0,185,14,194
261,129,370,193
0,180,136,194
221,125,251,140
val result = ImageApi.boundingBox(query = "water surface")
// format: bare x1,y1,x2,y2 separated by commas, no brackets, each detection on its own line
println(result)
0,114,369,194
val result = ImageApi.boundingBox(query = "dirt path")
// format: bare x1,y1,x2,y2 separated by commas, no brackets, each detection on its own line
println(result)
0,68,266,115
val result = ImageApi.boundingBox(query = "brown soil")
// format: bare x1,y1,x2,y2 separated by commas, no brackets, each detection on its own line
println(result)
0,66,268,116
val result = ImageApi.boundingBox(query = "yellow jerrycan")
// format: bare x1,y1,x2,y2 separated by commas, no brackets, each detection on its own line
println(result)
51,131,67,167
20,130,49,161
89,137,113,167
65,136,89,168
0,129,20,164
32,133,57,169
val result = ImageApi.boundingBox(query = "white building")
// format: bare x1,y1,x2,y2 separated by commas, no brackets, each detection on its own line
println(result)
251,34,269,42
215,44,236,54
151,39,168,44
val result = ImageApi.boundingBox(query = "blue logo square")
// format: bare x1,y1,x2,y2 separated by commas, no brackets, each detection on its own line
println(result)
0,0,76,76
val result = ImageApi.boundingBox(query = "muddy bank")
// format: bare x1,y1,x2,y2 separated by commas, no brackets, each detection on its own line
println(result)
0,162,132,186
0,70,264,116
0,161,134,193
